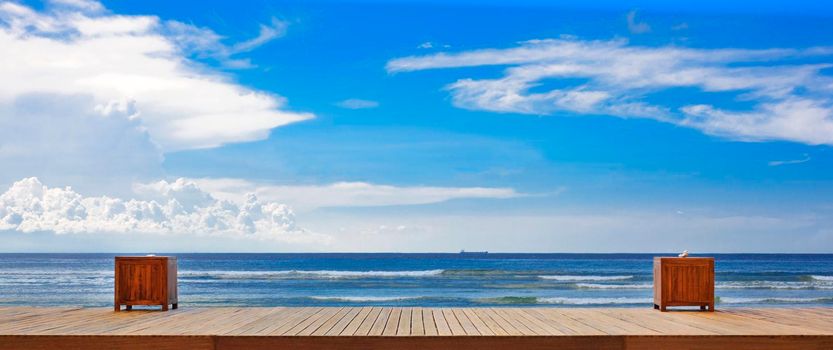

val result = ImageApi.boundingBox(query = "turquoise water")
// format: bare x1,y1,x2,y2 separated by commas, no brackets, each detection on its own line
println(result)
0,253,831,307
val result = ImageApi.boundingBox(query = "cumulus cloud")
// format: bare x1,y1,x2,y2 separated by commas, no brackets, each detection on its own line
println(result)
336,98,380,109
0,94,161,193
0,0,312,153
0,177,329,244
386,38,833,146
188,178,523,211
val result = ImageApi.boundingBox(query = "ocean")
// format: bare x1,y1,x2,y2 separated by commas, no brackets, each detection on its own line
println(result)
1,253,831,308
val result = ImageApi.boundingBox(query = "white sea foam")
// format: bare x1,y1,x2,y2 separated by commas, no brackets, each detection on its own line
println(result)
811,275,833,281
309,296,422,302
717,281,833,290
180,269,445,279
539,275,633,281
575,283,652,289
719,297,833,304
538,297,651,305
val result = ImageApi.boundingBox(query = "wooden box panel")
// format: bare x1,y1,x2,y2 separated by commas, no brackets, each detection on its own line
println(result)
653,257,714,311
114,256,178,311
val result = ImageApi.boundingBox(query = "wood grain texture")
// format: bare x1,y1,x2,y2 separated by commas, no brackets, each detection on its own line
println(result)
114,257,178,312
654,257,715,311
1,307,831,350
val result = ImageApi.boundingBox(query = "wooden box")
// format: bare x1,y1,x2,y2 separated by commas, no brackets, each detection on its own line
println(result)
114,256,178,311
653,257,714,311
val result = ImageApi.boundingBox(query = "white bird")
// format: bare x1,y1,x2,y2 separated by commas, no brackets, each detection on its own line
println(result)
678,250,689,258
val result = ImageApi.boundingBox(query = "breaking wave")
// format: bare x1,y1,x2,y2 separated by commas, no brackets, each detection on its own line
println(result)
718,297,833,304
575,283,652,289
475,296,651,305
538,275,634,281
180,269,445,279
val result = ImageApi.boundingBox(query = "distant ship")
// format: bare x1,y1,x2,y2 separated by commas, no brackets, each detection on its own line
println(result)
459,250,488,255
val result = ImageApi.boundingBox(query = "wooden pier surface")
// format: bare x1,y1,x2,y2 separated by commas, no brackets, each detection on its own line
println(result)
1,306,832,349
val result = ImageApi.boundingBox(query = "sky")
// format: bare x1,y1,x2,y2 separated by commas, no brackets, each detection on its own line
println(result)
1,0,832,252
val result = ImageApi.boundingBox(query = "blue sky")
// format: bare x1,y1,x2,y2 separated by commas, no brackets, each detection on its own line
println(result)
0,0,832,252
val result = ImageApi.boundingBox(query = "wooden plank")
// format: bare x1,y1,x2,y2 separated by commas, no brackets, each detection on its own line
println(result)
338,307,371,336
688,310,825,335
311,307,352,336
5,308,106,334
481,308,522,335
213,308,279,336
471,308,508,335
534,308,607,335
452,308,480,335
353,307,383,336
280,307,330,335
0,335,216,350
602,309,713,335
2,306,833,350
396,308,411,336
263,307,320,335
523,308,580,335
295,307,343,336
653,311,764,335
441,308,466,335
569,309,660,335
422,307,438,336
69,309,191,335
228,307,295,335
368,308,392,336
108,308,211,335
216,335,626,350
411,308,425,336
490,307,537,335
383,308,401,336
727,308,833,333
325,307,361,336
431,308,452,336
501,308,547,335
149,308,252,335
462,308,494,335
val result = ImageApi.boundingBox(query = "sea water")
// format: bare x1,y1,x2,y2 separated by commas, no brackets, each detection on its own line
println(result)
0,253,831,307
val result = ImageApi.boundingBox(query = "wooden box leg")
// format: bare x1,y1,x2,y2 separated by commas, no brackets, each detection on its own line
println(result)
162,304,169,311
114,304,120,312
126,305,132,311
172,304,178,310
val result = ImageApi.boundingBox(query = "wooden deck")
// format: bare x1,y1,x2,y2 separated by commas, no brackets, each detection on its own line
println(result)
1,307,832,349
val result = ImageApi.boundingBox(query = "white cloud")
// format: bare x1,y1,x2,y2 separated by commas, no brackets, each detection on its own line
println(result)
387,38,833,145
49,0,104,12
188,178,524,211
0,1,312,153
0,177,329,244
230,18,287,54
626,10,651,34
336,98,380,109
0,94,162,194
418,41,433,49
768,154,811,166
165,17,288,68
309,209,829,252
